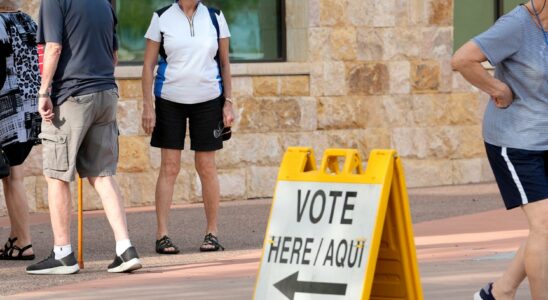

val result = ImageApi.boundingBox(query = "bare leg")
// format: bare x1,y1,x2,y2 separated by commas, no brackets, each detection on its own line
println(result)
522,200,548,300
2,165,33,255
46,177,72,246
195,151,220,236
155,149,182,250
492,242,527,300
88,176,129,242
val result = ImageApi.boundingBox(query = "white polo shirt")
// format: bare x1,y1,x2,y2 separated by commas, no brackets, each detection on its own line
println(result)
145,3,231,104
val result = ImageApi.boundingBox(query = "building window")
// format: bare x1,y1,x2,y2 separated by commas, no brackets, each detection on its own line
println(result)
454,0,524,51
113,0,285,64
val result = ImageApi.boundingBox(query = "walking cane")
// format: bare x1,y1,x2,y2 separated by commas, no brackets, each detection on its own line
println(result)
77,176,84,269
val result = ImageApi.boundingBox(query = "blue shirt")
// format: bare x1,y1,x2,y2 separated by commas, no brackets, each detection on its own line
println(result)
473,6,548,150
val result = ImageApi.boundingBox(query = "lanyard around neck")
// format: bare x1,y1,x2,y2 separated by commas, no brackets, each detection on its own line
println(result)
532,0,548,47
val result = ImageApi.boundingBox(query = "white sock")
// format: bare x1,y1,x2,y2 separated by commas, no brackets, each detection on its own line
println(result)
116,239,132,256
53,244,72,260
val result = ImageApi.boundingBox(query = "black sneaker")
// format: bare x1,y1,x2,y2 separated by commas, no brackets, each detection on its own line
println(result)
474,282,496,300
107,246,142,273
26,251,79,275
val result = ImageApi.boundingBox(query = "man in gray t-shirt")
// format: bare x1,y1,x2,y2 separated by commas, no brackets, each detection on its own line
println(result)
27,0,142,275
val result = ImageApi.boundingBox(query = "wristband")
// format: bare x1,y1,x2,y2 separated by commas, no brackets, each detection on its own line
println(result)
225,97,233,104
38,92,50,98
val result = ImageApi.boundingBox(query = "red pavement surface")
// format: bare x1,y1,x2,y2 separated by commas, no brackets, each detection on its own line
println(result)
9,208,531,300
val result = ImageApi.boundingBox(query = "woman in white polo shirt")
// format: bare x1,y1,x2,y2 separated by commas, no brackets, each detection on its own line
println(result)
141,0,234,254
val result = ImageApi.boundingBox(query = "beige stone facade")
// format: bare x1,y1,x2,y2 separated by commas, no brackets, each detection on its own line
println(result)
5,0,491,215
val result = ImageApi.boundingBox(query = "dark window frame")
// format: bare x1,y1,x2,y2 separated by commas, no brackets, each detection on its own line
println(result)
111,0,287,65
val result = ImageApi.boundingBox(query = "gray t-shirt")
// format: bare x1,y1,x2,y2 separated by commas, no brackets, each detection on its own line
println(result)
37,0,118,106
473,6,548,151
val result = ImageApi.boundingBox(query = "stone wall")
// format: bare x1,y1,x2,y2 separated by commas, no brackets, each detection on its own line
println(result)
5,0,492,216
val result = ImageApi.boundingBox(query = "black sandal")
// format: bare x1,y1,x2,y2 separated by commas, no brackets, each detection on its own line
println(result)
155,235,180,254
0,237,35,260
199,233,225,252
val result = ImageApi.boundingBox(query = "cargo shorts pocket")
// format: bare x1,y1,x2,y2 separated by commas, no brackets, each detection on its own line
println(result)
39,133,69,171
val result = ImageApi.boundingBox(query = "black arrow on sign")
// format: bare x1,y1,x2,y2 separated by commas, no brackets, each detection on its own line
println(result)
273,271,347,299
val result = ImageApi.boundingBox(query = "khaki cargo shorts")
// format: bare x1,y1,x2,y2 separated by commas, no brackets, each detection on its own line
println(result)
40,89,119,182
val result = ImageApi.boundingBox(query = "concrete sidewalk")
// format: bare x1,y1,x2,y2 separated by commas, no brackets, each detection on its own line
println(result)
0,183,532,299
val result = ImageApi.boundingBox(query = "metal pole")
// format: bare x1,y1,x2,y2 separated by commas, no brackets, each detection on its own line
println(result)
77,177,84,269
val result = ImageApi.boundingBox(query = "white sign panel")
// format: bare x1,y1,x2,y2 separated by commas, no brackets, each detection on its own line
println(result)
254,181,383,300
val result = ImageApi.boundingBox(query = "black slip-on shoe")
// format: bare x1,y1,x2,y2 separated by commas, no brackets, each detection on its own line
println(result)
474,282,496,300
107,246,142,273
26,251,79,275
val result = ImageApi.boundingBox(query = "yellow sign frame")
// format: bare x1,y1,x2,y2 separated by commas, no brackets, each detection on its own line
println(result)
254,147,423,300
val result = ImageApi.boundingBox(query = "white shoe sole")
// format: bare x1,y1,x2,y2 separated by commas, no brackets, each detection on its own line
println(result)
26,264,80,275
108,258,142,273
473,292,482,300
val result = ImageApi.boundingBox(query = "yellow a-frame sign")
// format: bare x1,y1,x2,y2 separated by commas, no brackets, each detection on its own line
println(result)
254,147,423,300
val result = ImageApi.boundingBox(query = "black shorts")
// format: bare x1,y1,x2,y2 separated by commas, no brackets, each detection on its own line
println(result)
3,141,34,167
485,142,548,210
151,96,224,151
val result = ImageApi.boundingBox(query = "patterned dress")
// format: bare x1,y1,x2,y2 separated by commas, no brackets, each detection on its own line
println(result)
0,12,41,147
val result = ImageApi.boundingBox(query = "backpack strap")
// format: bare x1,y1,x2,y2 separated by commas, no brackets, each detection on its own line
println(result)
207,7,223,90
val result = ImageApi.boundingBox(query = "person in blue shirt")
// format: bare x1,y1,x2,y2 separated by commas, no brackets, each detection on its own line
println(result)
452,1,548,299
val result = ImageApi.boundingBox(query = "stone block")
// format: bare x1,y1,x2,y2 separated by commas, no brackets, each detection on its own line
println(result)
286,0,309,29
247,166,279,198
408,0,426,25
281,76,310,96
392,126,483,160
452,72,480,93
191,168,247,202
236,97,312,133
253,76,280,97
411,61,440,93
320,0,347,26
309,28,331,62
452,158,494,185
401,159,454,188
421,27,452,60
118,136,151,173
217,133,284,168
372,0,397,27
286,29,309,62
347,0,374,26
117,100,140,136
357,29,384,61
309,63,325,97
347,62,389,95
388,61,411,94
81,180,102,211
232,77,254,98
309,0,321,27
317,97,367,130
330,27,357,61
381,28,422,60
323,62,347,96
117,79,143,100
427,0,453,26
21,0,41,19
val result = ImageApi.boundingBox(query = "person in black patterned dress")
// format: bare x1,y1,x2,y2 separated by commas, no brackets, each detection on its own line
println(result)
0,0,41,261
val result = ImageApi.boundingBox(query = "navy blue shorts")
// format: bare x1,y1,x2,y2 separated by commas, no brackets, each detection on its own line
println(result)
485,142,548,210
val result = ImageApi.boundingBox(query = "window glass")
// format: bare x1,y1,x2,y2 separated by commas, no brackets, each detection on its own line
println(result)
503,0,525,13
114,0,285,64
205,0,284,62
115,0,172,64
454,0,496,51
